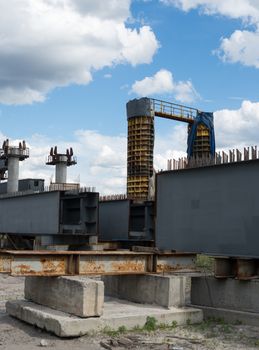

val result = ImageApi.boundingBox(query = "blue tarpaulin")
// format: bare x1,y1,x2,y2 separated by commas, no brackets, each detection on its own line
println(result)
187,112,215,158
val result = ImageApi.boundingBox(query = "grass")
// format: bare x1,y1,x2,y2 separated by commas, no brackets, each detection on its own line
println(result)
100,316,259,349
196,254,214,273
102,316,237,340
101,317,179,336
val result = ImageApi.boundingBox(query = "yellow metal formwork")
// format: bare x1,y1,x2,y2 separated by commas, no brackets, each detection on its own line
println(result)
192,124,211,158
127,116,154,200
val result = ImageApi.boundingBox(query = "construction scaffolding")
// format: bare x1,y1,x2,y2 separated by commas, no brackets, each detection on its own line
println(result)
126,98,214,201
127,115,154,201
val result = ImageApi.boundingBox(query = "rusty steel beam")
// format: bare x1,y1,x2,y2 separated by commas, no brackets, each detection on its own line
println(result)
0,250,196,277
236,259,258,280
155,253,196,273
214,257,259,280
214,257,235,279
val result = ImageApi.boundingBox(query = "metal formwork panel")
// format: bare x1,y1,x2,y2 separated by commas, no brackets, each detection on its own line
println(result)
99,200,155,242
156,160,259,258
0,192,60,235
99,200,130,241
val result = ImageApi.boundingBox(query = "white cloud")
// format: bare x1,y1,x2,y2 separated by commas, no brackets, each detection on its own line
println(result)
214,100,259,148
131,69,199,103
18,129,127,195
131,69,173,95
160,0,259,69
0,0,159,105
160,0,259,23
217,29,259,68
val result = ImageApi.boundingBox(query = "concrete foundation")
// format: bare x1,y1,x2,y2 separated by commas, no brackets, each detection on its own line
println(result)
191,276,259,325
25,276,104,317
103,274,191,308
6,298,203,337
191,276,259,313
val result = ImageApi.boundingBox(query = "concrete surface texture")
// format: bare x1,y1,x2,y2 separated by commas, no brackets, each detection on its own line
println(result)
0,275,24,302
103,274,191,307
6,298,203,337
25,276,104,317
191,276,259,313
2,275,259,349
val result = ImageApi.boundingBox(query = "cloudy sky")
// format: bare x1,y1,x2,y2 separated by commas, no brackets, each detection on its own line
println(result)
1,0,259,194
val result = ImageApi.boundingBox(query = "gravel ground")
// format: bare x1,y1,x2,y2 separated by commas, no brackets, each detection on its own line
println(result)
1,275,259,350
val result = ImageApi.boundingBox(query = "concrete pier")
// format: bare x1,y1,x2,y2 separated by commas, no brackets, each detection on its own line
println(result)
103,274,191,308
7,157,19,193
46,146,77,185
55,161,67,183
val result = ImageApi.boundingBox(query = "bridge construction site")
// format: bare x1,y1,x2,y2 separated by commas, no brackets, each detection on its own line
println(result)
0,97,259,339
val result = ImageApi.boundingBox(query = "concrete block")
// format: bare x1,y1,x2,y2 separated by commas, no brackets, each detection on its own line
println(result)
191,276,259,313
25,276,104,317
6,299,203,337
102,274,191,308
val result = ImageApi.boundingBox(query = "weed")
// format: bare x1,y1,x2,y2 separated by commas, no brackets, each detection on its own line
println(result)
102,326,119,337
102,325,128,337
171,320,178,328
143,316,158,331
220,324,232,333
158,322,168,330
196,255,214,272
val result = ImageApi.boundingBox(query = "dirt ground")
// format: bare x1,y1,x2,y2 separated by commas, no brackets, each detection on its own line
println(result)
1,275,259,350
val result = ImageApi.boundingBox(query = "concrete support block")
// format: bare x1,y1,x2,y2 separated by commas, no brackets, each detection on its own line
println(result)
191,276,259,313
102,274,191,308
6,299,203,337
25,276,104,317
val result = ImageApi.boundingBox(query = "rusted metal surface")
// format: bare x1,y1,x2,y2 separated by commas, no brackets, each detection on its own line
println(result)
155,254,196,273
214,257,235,279
0,255,12,273
236,259,258,280
11,257,67,276
79,255,152,275
214,257,259,280
0,250,196,276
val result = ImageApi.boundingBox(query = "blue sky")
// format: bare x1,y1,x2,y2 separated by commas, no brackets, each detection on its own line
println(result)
1,0,259,193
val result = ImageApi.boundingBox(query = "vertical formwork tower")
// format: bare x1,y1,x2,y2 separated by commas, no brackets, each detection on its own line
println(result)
187,111,215,162
126,98,154,201
188,124,211,159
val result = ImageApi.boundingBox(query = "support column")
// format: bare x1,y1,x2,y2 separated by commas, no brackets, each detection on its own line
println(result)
7,157,19,193
55,161,67,183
